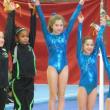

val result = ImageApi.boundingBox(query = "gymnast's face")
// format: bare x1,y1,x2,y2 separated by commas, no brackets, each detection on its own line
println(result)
0,32,5,47
83,39,94,55
17,30,29,44
52,19,64,35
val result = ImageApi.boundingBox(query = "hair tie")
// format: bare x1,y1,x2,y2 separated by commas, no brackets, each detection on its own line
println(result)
16,28,26,35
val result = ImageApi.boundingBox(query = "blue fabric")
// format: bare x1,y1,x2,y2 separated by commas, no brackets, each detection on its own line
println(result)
107,86,110,98
98,31,110,80
77,23,105,94
97,26,110,98
36,4,82,73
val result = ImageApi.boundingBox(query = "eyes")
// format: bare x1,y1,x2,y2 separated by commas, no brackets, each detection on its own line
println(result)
84,39,94,47
18,31,29,39
54,24,63,27
85,43,94,47
53,20,64,28
20,35,28,38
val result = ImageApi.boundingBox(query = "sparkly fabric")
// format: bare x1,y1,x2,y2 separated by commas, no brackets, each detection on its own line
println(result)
77,23,105,94
36,4,82,73
98,26,110,98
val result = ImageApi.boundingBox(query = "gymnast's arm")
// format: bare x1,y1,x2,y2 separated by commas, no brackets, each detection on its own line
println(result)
35,1,49,42
29,8,37,48
4,10,16,53
92,25,105,57
65,0,87,39
77,14,84,63
65,3,82,39
98,33,110,80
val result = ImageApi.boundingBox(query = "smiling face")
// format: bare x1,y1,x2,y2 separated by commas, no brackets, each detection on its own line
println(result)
48,14,66,34
0,32,5,47
52,19,64,35
83,38,94,55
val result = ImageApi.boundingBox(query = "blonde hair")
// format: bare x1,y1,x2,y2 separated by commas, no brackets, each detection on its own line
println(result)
48,14,67,33
82,36,94,45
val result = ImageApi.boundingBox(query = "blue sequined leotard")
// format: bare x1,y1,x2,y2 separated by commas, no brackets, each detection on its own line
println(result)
36,4,82,73
98,29,110,98
77,23,105,94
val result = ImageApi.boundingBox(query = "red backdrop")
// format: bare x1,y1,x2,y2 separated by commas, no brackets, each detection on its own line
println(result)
0,0,101,84
104,0,110,55
103,0,110,84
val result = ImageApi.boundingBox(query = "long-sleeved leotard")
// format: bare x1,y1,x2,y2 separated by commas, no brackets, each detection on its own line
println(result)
77,23,105,94
98,30,110,98
36,4,82,73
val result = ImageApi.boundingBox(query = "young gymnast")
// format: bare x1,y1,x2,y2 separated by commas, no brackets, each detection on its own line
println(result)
35,0,87,110
0,31,9,110
77,13,106,110
0,1,17,108
3,2,37,110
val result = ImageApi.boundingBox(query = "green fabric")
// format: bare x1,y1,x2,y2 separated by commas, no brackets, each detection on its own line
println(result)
107,20,110,26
